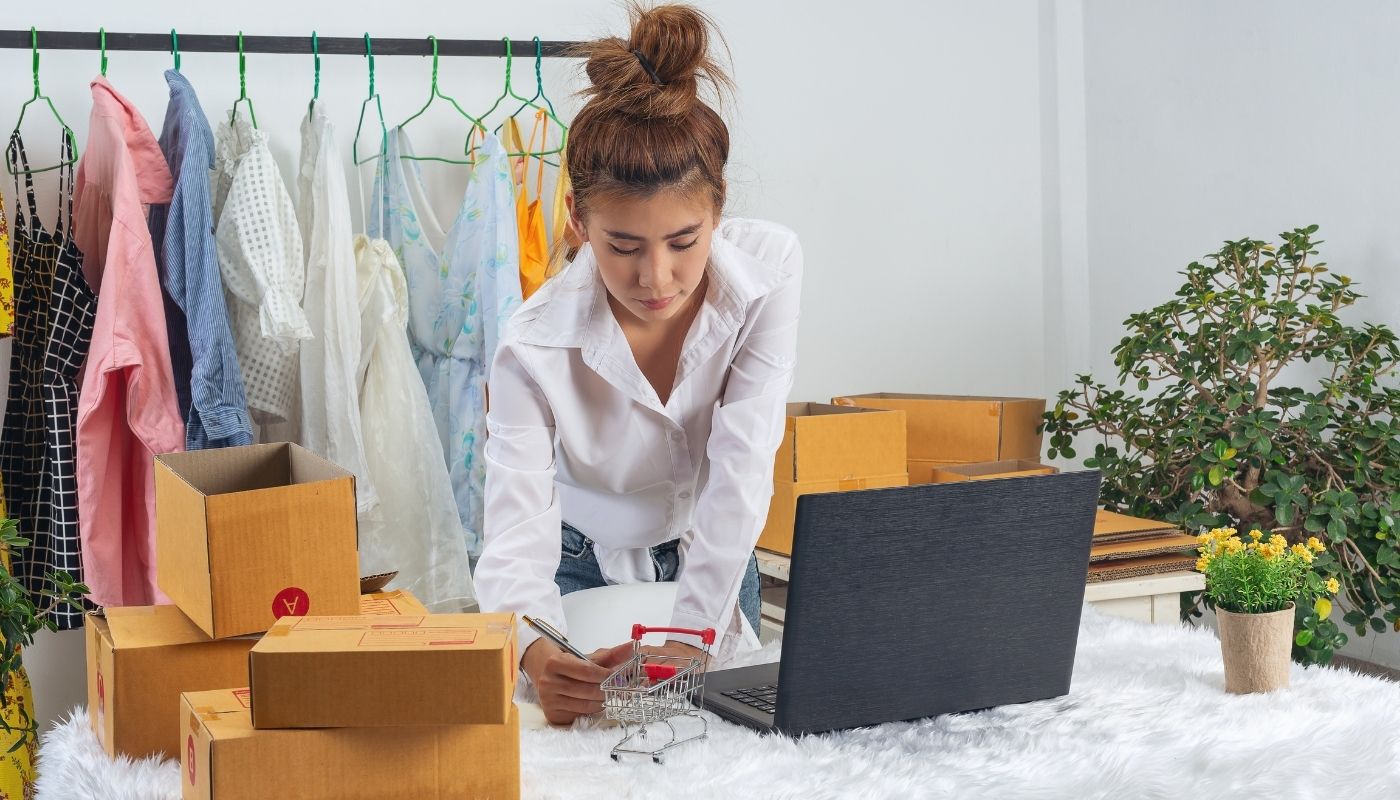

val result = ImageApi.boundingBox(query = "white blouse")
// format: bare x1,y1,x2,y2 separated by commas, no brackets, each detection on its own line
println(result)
214,114,310,426
475,217,803,663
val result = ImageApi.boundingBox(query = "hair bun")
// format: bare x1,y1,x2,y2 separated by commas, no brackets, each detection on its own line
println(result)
577,3,731,120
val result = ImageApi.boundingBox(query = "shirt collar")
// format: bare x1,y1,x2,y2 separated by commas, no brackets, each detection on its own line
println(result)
515,221,786,349
90,76,175,205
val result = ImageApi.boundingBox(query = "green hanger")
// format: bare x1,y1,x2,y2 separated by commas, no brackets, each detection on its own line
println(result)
352,33,389,166
99,28,109,76
308,32,320,115
483,37,567,160
229,31,258,128
398,36,486,166
494,37,566,167
171,29,181,72
6,28,80,177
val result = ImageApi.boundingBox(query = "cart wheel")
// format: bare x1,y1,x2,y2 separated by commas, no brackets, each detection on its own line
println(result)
653,755,664,765
611,754,620,762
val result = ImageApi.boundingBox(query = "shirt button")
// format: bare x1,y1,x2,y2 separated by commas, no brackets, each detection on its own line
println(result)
679,491,692,500
670,431,684,442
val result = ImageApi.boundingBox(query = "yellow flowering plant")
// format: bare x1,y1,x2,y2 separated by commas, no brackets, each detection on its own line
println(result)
1197,527,1340,652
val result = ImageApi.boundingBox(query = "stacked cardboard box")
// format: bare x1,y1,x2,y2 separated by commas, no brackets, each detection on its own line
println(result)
106,442,523,798
757,403,909,555
180,613,520,799
1086,510,1199,582
831,393,1047,484
86,590,429,761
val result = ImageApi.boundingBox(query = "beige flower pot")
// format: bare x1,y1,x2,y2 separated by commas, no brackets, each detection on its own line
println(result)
1217,603,1294,694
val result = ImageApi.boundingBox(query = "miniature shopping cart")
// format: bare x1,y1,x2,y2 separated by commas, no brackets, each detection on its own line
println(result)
601,624,716,764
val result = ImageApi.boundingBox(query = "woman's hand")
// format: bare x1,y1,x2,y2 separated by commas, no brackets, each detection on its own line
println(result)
522,639,633,726
639,640,709,670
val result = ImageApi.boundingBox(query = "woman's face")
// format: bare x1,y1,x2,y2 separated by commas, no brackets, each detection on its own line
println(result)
569,190,717,326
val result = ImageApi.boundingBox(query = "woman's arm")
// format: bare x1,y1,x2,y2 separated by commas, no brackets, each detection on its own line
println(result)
476,342,565,662
669,235,804,660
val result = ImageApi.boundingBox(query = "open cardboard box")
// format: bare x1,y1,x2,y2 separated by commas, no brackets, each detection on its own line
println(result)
248,613,517,729
831,393,1046,464
758,403,909,556
181,689,520,800
155,443,361,639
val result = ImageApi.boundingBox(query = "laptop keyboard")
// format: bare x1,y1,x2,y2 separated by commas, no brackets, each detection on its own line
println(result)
721,684,778,715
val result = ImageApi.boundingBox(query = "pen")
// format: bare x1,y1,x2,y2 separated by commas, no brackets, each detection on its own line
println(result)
522,614,597,664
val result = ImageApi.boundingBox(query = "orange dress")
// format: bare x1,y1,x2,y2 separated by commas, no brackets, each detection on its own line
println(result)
503,111,551,300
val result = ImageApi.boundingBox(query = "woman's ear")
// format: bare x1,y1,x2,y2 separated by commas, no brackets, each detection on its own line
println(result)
565,191,588,244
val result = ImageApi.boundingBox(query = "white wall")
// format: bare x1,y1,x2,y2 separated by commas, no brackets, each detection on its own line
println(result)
1080,0,1400,666
3,0,1057,730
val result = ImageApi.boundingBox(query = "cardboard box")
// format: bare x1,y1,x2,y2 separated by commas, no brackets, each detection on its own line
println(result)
1090,533,1200,562
156,443,361,639
908,458,963,485
927,460,1058,483
757,474,909,556
181,689,520,800
83,591,432,761
1092,509,1181,543
249,613,517,729
773,403,907,482
86,606,258,761
832,393,1046,462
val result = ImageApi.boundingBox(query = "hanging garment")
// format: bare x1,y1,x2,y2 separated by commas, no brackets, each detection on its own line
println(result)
74,77,183,609
545,147,577,278
213,114,309,432
296,103,375,512
0,188,14,335
354,235,476,611
1,131,96,630
148,70,255,451
503,112,549,300
371,128,522,555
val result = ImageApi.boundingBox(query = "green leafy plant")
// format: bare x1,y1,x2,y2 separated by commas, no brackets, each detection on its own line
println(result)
1041,226,1400,666
0,517,88,751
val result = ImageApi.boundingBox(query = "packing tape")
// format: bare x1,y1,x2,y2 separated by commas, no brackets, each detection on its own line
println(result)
194,706,219,723
264,626,292,637
832,397,855,407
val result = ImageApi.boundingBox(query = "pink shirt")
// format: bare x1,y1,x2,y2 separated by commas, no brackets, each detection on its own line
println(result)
74,77,184,607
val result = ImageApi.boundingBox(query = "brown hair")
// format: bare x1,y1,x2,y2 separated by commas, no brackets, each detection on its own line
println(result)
553,2,733,269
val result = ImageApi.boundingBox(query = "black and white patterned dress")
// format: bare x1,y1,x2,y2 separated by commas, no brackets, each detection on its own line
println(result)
1,133,96,630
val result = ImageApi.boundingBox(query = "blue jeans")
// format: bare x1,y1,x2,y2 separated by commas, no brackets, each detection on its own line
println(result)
555,522,762,636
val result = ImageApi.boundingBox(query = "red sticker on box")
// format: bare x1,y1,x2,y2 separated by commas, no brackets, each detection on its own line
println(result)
272,587,311,619
96,671,105,720
232,688,251,709
187,734,196,785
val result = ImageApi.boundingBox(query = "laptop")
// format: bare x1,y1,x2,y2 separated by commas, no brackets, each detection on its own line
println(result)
700,470,1102,735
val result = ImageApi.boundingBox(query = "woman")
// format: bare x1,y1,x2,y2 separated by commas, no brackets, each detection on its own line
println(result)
475,3,802,725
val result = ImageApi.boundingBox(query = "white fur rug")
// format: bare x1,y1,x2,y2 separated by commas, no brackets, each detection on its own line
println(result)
35,604,1400,799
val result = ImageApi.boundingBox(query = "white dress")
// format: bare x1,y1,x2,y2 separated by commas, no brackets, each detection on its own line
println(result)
295,104,377,514
213,114,309,428
353,235,475,611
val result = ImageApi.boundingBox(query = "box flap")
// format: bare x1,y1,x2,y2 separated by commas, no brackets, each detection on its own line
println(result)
358,589,430,616
103,605,214,649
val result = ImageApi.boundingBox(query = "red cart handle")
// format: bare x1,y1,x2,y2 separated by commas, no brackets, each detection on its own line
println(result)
631,624,716,645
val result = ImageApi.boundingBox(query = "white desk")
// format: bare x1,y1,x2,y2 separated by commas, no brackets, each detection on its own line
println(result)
755,549,1203,638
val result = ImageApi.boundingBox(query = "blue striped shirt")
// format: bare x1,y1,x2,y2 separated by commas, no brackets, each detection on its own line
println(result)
148,70,254,449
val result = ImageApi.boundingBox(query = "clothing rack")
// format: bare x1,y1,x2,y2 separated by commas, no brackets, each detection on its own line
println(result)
0,30,580,58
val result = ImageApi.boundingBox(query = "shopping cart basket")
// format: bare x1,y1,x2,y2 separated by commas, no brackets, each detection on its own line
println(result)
601,624,716,763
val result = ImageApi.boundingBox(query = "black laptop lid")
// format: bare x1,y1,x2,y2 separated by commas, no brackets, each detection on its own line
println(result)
774,470,1102,735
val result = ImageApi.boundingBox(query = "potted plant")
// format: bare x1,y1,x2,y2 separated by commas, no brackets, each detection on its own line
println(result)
1040,226,1400,665
0,515,88,792
1196,526,1337,692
